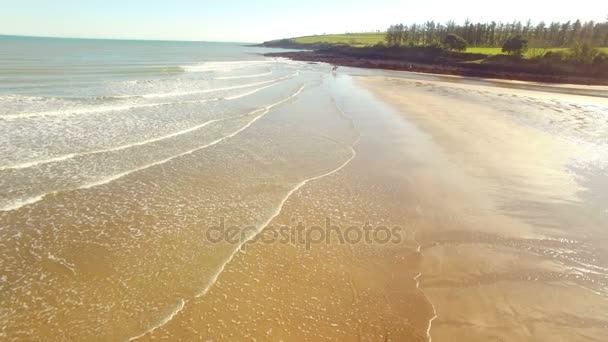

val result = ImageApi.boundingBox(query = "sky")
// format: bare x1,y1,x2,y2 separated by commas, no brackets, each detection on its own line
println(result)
0,0,606,42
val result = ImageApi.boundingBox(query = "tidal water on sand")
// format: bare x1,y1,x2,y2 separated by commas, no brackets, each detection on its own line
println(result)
1,36,389,340
2,36,608,341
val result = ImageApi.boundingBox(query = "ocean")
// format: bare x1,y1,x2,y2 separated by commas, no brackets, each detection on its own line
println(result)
0,36,310,211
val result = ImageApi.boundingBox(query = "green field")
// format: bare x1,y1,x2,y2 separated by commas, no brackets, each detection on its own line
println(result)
466,47,608,57
286,33,608,58
293,33,385,46
466,47,572,57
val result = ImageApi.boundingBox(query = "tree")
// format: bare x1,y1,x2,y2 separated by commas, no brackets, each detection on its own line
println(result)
523,19,533,39
572,42,600,63
383,18,605,49
570,19,582,45
489,21,497,46
502,35,529,56
548,22,561,46
559,21,571,46
443,34,468,51
385,24,406,46
385,25,398,46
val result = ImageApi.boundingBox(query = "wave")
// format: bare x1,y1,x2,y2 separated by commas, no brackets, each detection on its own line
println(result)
0,78,300,171
141,73,296,99
182,61,272,73
224,80,283,100
0,195,45,212
216,71,273,80
0,98,218,120
0,86,305,212
414,268,438,342
79,86,304,190
0,94,50,102
0,118,225,171
127,299,186,342
0,74,296,120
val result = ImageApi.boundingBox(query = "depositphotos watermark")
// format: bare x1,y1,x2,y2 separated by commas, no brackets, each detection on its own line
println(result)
205,218,408,250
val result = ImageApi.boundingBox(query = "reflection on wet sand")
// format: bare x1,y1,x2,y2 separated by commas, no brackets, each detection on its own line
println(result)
359,76,608,341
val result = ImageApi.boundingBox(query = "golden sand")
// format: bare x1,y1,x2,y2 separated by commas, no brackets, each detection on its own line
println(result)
3,71,606,341
357,76,608,341
137,75,608,341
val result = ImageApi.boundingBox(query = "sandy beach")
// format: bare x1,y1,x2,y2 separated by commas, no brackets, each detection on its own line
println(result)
357,76,608,341
128,74,608,341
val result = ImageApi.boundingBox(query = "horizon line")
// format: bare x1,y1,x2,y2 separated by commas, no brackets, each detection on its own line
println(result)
0,33,259,45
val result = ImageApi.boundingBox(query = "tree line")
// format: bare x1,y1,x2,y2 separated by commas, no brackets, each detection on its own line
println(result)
386,19,608,47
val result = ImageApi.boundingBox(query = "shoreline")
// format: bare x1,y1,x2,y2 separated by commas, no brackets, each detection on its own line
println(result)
135,73,439,341
264,49,608,86
357,75,608,341
138,73,607,341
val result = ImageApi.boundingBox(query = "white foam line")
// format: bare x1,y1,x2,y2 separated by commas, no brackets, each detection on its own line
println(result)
0,76,300,171
182,61,272,73
414,247,438,342
142,73,296,99
216,71,273,80
1,73,295,120
75,86,302,191
0,86,305,212
0,98,219,120
224,71,298,100
127,299,186,342
0,119,224,171
195,138,359,300
0,195,45,212
127,135,360,342
2,154,77,170
224,80,282,100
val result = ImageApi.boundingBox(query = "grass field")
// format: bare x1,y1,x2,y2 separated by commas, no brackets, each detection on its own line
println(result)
293,33,384,46
289,33,608,57
466,47,608,57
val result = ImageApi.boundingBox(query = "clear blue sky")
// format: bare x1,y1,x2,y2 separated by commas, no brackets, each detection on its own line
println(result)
0,0,606,42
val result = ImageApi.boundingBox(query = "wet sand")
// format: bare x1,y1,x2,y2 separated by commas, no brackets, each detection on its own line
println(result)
136,74,608,341
357,76,608,341
134,74,440,341
146,75,608,341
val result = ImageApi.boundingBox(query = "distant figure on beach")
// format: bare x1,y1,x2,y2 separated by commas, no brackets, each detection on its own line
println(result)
408,64,413,71
332,65,338,72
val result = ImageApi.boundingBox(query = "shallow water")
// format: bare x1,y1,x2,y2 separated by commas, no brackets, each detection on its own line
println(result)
0,37,367,340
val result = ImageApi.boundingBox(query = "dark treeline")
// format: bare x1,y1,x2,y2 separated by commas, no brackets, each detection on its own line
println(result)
386,19,608,47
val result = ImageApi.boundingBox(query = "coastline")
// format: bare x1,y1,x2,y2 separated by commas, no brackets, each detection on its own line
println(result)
263,49,608,86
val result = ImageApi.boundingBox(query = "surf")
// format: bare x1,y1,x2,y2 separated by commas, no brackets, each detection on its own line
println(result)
0,86,305,212
0,74,296,120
